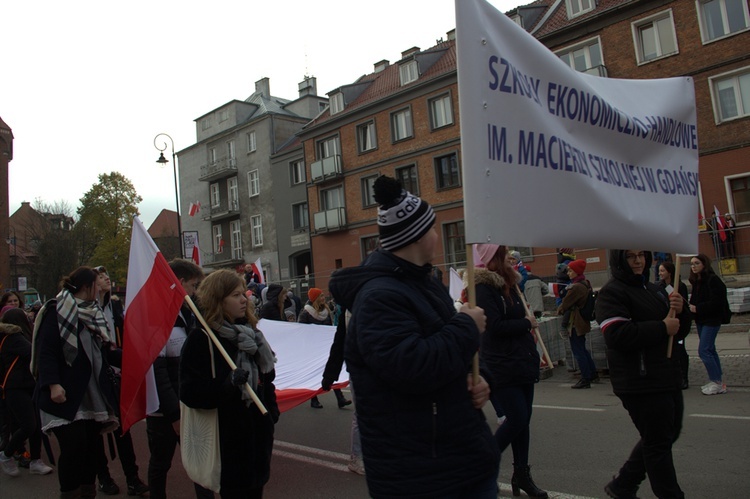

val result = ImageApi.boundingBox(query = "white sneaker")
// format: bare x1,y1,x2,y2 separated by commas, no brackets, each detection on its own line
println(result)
0,452,20,477
29,459,53,475
701,381,727,395
347,457,365,475
497,415,507,426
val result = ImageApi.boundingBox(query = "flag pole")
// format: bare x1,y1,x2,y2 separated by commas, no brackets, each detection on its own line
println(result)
516,284,554,371
465,245,480,384
184,295,268,415
666,255,681,358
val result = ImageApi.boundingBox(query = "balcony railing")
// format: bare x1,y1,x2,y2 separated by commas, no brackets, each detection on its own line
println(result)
313,207,347,232
310,155,342,182
583,64,608,77
202,200,240,221
200,156,239,181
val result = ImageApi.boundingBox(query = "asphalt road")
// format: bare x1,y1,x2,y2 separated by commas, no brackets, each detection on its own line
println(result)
2,358,749,498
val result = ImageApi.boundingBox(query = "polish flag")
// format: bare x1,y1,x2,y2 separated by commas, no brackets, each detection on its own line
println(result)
191,241,202,267
121,216,186,432
713,205,727,242
252,257,265,285
548,282,566,298
188,201,201,217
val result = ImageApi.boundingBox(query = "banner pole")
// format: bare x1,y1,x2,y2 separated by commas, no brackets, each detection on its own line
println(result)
666,255,681,358
516,284,554,371
466,245,480,384
184,295,268,415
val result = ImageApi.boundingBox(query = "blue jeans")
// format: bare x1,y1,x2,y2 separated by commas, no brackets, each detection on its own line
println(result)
697,324,723,382
570,332,597,381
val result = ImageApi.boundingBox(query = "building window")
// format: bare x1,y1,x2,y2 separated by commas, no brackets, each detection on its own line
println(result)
399,60,419,85
512,247,534,261
362,175,379,208
556,37,604,75
213,224,223,253
395,164,419,195
566,0,594,18
219,110,229,122
429,94,454,129
632,10,678,64
292,202,309,230
210,183,221,208
290,160,306,185
361,235,380,258
247,131,256,153
251,215,263,247
227,140,236,161
318,136,340,159
330,93,344,115
228,177,239,210
248,169,260,197
209,147,217,164
357,121,377,152
230,220,242,259
435,153,460,190
698,0,750,43
730,175,750,223
710,67,750,122
202,118,211,130
321,186,344,210
443,221,466,267
391,108,413,142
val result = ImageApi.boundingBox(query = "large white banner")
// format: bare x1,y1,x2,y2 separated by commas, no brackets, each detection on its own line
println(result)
456,0,699,254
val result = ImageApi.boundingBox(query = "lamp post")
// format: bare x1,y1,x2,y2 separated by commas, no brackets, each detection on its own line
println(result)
5,228,16,290
154,133,183,257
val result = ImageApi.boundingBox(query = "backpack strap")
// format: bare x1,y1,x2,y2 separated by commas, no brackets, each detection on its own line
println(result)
0,335,20,399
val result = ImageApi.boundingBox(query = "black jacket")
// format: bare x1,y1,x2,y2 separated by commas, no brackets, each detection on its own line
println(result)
329,249,499,499
259,284,287,321
689,273,727,326
595,250,690,395
0,323,35,391
474,268,540,387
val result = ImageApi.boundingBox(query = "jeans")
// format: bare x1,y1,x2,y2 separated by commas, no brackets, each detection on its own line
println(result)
570,332,597,381
349,383,362,460
2,388,42,460
697,324,723,382
492,384,535,467
439,472,499,499
51,419,102,492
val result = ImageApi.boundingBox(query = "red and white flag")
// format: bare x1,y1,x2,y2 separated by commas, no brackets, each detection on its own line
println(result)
188,201,201,217
191,241,202,267
252,257,265,285
121,216,186,432
713,205,727,242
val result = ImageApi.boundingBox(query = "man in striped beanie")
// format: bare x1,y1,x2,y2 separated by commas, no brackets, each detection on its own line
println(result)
373,175,436,253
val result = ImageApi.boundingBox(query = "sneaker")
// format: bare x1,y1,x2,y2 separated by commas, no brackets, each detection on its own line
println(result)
29,459,53,475
14,450,31,468
604,476,640,499
127,476,150,496
572,378,591,389
701,381,727,395
497,415,507,426
347,457,365,475
591,375,601,384
99,477,120,495
0,452,20,477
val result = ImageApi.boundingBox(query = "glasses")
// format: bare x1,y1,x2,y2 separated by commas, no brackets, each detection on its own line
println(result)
625,252,646,261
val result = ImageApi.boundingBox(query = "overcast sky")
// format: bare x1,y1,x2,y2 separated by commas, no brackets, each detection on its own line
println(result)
3,0,519,227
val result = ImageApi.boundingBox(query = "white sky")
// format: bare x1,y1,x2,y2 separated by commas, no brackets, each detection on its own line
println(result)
3,0,520,227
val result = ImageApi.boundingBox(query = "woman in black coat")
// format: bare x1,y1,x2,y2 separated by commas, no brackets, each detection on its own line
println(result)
180,270,278,499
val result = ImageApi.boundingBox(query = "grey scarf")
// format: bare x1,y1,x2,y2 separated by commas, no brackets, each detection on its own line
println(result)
216,321,276,407
56,289,110,367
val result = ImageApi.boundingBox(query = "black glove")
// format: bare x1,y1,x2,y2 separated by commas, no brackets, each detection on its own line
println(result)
321,377,334,391
231,368,250,387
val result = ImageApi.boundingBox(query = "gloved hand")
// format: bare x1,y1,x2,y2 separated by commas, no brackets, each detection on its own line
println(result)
321,377,334,391
231,368,250,387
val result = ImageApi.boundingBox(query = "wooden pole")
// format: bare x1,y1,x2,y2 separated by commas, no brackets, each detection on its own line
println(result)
516,285,555,371
666,255,681,358
184,295,268,415
465,245,480,384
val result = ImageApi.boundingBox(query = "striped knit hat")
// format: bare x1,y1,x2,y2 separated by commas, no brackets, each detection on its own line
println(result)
373,176,435,252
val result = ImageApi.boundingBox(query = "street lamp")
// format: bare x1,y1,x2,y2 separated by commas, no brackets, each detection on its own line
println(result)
154,133,183,257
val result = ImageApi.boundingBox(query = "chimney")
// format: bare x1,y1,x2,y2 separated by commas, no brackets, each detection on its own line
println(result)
401,47,420,59
298,76,317,97
447,29,456,41
374,59,390,73
255,77,270,97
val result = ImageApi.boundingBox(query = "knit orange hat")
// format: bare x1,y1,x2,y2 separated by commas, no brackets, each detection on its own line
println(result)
308,288,323,302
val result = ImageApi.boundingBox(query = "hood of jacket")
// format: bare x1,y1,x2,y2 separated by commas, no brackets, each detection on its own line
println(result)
0,323,22,335
329,249,433,310
609,249,652,286
264,284,284,304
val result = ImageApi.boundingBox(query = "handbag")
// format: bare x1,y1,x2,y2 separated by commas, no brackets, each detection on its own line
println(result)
180,333,221,493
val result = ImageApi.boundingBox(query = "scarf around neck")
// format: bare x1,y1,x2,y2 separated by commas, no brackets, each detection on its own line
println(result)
303,303,329,322
216,321,276,407
56,288,111,367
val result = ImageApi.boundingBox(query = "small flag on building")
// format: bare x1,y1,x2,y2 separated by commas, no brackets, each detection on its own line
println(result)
188,201,201,217
191,241,202,267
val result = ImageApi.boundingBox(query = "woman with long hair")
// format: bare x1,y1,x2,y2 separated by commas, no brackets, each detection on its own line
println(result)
658,261,692,389
33,267,119,498
0,291,24,310
473,243,547,498
180,270,278,498
688,254,728,395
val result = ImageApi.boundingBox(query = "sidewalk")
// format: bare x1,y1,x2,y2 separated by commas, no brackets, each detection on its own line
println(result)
684,328,750,388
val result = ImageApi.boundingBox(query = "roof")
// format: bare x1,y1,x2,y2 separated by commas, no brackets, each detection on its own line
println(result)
148,209,178,238
531,0,635,38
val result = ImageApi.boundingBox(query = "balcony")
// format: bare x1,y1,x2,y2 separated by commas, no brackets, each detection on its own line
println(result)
200,156,238,182
310,155,342,182
583,64,608,77
313,207,347,232
202,199,240,222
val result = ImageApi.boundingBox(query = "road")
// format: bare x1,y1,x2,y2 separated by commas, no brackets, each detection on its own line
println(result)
2,348,749,498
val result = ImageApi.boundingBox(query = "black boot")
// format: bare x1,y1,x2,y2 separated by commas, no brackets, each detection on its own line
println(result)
511,464,548,498
334,389,352,408
310,396,323,409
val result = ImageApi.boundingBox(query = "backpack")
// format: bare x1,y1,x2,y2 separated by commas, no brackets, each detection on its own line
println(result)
0,334,20,399
579,285,598,323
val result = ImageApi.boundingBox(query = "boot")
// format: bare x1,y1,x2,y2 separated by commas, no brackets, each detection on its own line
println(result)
80,484,98,498
310,396,323,409
511,464,548,498
126,475,150,496
334,389,352,408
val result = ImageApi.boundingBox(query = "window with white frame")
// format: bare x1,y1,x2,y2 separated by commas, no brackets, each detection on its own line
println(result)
227,140,236,161
247,169,260,197
399,61,419,85
632,10,678,63
396,164,419,195
698,0,750,43
361,235,380,258
210,183,221,208
391,108,413,142
321,186,344,210
251,215,263,247
209,147,217,164
330,93,344,115
292,202,309,230
710,67,750,122
318,136,340,159
228,177,239,210
429,94,454,129
357,121,377,152
362,175,379,208
213,224,223,253
290,160,306,185
230,219,242,259
556,37,604,75
435,153,460,190
566,0,594,18
729,175,750,223
443,221,466,267
247,131,256,153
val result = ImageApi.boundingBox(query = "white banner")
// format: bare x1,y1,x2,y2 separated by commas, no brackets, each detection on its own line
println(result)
456,0,698,254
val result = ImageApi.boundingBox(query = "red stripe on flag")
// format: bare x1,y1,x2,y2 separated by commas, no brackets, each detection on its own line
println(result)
275,382,349,413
